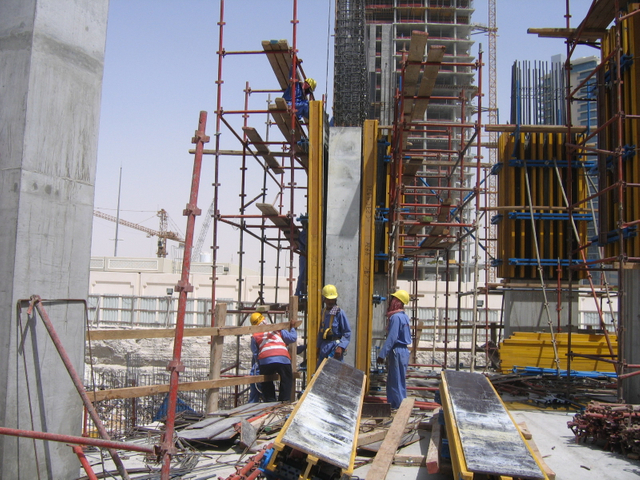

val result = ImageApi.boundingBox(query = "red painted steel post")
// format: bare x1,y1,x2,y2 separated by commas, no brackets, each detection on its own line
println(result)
0,426,155,454
160,111,209,479
72,446,99,480
26,297,131,480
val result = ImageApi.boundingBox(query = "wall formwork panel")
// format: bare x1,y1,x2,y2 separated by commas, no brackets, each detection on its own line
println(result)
494,131,588,280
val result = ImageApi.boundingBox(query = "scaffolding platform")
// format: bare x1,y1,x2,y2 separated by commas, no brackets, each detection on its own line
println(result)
268,97,308,168
242,126,285,174
262,39,294,89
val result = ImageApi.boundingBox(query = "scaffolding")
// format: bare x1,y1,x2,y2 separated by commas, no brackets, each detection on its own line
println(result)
514,0,640,401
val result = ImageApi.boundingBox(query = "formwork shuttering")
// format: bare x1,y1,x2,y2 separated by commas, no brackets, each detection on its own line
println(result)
520,0,640,401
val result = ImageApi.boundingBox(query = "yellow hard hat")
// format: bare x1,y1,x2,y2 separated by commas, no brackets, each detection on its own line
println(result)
322,284,338,299
305,77,317,91
391,289,410,305
250,312,264,325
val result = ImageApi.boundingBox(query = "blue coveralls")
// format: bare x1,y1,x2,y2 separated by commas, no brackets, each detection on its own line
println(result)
379,310,412,408
283,80,309,120
317,306,351,366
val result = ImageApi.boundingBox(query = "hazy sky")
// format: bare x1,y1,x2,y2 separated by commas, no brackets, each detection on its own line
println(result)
91,0,596,266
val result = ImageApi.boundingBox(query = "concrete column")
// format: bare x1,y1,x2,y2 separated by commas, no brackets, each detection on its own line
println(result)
0,1,108,477
325,127,362,368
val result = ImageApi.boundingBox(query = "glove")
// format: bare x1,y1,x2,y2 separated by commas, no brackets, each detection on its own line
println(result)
376,357,384,364
334,346,344,360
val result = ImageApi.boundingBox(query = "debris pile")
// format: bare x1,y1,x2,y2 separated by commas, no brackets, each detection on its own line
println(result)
568,402,640,458
490,370,617,408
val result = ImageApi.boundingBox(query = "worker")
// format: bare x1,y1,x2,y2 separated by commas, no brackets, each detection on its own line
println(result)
376,289,412,409
317,284,351,366
283,75,316,121
250,312,297,402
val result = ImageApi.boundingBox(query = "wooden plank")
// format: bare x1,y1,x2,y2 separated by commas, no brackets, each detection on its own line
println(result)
407,199,453,253
402,31,429,117
365,397,416,480
518,422,532,440
411,45,446,122
485,124,587,133
392,454,427,467
242,126,285,174
206,302,227,413
426,409,442,474
262,39,292,89
89,374,280,402
256,202,300,242
268,97,308,169
525,433,556,480
357,429,388,447
527,27,606,41
86,320,301,341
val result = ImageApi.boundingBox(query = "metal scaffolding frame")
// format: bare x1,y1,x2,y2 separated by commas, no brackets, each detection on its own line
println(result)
561,0,640,401
384,33,487,371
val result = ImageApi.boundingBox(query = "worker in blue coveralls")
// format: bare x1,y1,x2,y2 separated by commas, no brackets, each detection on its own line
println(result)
317,284,351,366
250,312,297,402
377,289,412,409
283,75,316,121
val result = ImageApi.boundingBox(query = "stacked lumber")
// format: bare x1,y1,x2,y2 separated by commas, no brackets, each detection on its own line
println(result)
499,332,617,373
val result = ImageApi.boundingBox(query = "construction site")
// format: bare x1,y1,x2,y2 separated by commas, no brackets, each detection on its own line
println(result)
3,0,640,479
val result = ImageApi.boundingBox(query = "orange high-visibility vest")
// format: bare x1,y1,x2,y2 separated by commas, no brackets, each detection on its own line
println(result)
254,331,290,360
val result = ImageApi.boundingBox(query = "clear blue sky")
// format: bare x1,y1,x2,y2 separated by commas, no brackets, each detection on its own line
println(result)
92,0,596,263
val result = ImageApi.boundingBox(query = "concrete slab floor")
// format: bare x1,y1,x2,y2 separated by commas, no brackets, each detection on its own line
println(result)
512,408,640,480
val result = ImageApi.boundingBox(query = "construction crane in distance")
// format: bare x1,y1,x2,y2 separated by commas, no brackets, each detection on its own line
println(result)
193,199,216,263
93,209,184,258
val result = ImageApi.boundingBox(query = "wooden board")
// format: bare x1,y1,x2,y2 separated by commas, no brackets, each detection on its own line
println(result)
365,397,415,480
256,202,300,243
268,97,308,169
426,409,442,474
262,39,293,89
86,320,301,341
402,31,429,117
411,45,446,122
242,126,284,174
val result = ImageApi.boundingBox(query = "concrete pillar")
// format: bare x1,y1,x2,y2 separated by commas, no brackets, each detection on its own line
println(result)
622,270,640,403
325,127,362,368
503,290,579,338
0,1,108,477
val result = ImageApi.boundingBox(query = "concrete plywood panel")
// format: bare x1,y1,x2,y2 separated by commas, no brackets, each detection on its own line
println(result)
504,290,578,339
0,0,108,477
623,269,640,403
326,127,362,368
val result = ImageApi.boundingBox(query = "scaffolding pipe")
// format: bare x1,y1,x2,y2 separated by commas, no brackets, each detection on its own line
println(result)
160,111,208,479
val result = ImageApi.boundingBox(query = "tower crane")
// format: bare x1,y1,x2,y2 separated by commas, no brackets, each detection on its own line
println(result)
192,199,216,262
93,209,184,258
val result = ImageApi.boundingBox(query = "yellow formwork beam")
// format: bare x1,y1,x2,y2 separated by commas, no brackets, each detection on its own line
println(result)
307,100,324,376
356,119,379,374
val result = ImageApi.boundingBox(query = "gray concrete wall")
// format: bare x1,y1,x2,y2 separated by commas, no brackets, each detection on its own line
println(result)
622,270,640,403
325,127,362,368
0,0,108,477
504,290,579,338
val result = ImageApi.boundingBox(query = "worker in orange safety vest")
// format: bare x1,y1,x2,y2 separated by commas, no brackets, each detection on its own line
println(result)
250,312,297,402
